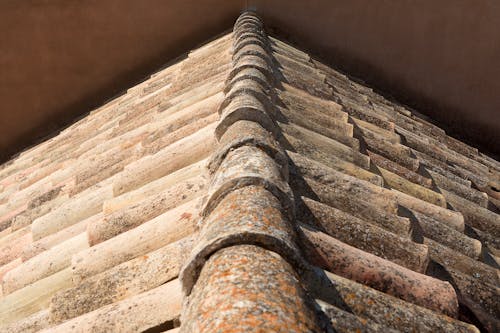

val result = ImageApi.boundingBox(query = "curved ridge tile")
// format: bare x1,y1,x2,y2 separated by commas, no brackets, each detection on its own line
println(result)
179,11,319,331
181,245,320,333
215,87,276,140
208,120,287,176
203,146,293,218
224,67,270,93
181,186,302,295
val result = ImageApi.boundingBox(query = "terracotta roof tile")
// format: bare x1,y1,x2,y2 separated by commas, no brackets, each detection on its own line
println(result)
2,232,88,294
49,235,193,324
285,131,383,185
411,210,482,259
299,197,428,272
300,225,458,316
0,231,32,267
0,268,73,325
43,279,182,333
308,269,479,332
368,149,433,188
72,198,200,283
0,9,498,332
113,122,215,196
21,213,100,261
88,173,206,246
181,245,320,332
31,184,114,241
0,309,49,333
316,299,400,333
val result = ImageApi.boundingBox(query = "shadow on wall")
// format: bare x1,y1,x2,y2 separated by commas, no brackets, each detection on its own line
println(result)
1,0,499,162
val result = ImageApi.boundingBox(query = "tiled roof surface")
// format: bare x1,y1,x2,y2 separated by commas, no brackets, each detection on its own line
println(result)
0,11,499,332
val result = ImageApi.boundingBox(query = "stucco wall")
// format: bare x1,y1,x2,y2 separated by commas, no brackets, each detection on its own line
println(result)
0,0,498,161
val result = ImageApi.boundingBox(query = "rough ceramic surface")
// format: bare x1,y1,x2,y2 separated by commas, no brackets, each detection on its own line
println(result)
181,185,301,295
181,245,320,333
0,9,498,333
300,225,457,316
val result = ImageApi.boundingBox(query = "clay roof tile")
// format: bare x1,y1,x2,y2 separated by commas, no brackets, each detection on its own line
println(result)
0,10,498,333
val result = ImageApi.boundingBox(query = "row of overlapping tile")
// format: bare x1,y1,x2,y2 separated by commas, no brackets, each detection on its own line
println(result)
263,19,500,333
0,31,234,332
177,12,324,332
0,10,498,332
176,10,497,333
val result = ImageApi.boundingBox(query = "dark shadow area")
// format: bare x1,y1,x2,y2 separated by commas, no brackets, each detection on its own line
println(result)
142,319,176,333
396,206,424,243
426,260,498,333
303,267,354,321
463,224,500,270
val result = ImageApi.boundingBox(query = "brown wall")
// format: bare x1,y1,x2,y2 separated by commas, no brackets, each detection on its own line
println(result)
1,0,499,162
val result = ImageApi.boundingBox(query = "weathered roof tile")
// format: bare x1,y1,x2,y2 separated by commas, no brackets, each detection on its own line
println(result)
88,173,206,245
43,279,182,333
2,232,88,294
0,268,73,325
300,197,428,272
411,210,482,259
301,225,458,316
72,198,200,283
50,235,193,324
181,245,321,333
0,309,49,333
0,10,498,332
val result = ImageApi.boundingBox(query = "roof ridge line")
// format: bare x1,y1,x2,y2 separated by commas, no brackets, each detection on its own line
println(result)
178,11,321,332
